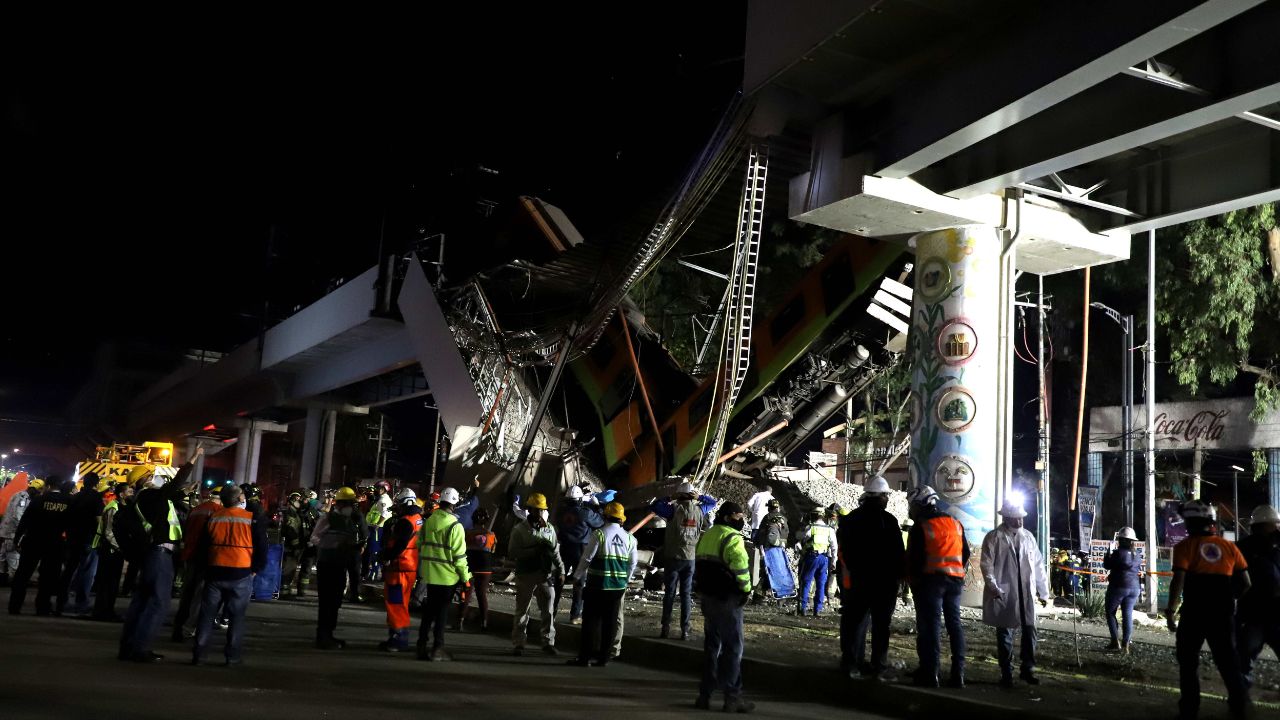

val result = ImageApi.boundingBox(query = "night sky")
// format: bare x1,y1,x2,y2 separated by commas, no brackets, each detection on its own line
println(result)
2,7,746,417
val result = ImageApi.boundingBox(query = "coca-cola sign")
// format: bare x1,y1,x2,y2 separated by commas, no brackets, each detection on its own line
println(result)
1089,398,1280,452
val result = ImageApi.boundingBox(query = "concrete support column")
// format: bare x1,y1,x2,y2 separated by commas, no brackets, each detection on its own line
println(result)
299,407,323,490
183,438,197,466
245,426,265,486
908,225,1001,548
1086,452,1102,487
192,447,206,489
1269,448,1280,507
320,410,337,487
233,426,252,485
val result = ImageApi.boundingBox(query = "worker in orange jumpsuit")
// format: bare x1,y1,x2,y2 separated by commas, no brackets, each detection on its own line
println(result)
378,488,424,652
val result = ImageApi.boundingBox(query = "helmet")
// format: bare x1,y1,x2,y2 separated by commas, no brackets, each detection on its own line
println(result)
907,485,939,507
603,501,626,522
526,492,549,510
1180,500,1216,521
95,477,113,493
675,481,697,497
27,479,45,491
128,465,156,487
395,488,417,504
288,491,302,500
1117,526,1138,541
334,487,358,502
565,485,584,501
307,490,318,500
243,484,262,500
864,475,891,495
439,487,460,505
376,480,391,492
1249,504,1280,526
998,499,1027,519
766,498,781,511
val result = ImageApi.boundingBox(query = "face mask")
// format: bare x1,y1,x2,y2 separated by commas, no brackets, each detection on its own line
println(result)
723,517,745,531
236,500,248,510
538,509,549,523
149,477,165,489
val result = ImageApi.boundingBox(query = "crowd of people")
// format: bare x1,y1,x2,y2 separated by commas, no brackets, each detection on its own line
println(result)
2,455,1278,719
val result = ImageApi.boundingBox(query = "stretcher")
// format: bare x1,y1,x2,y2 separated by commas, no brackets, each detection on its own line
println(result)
762,546,796,599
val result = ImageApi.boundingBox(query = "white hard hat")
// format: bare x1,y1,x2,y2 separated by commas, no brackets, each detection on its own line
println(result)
907,485,939,506
676,481,697,496
864,476,891,495
439,487,460,505
1180,500,1216,521
396,488,418,504
1249,504,1280,525
565,485,584,500
998,499,1027,519
1117,526,1138,541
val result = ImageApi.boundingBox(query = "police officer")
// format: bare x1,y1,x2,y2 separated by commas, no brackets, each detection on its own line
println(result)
311,486,368,649
8,476,74,615
905,485,969,688
838,476,904,679
1166,500,1251,719
694,501,754,713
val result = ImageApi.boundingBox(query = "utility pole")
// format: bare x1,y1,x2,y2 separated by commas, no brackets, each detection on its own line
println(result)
1145,228,1159,615
1091,302,1135,528
1037,275,1051,565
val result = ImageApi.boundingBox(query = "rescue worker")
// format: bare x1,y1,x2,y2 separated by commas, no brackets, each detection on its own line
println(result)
795,509,837,616
905,485,969,688
554,485,603,624
745,484,774,603
1167,499,1250,719
378,488,424,652
9,476,73,616
192,485,266,666
171,490,222,642
1237,504,1280,691
415,486,471,661
452,476,483,529
980,496,1050,687
652,481,710,640
509,492,564,657
92,482,132,621
824,503,847,607
297,490,321,595
1103,526,1142,653
118,448,202,662
310,486,368,649
0,478,44,586
694,501,754,713
280,491,307,597
569,501,637,667
58,472,104,615
457,507,496,631
363,480,393,582
838,476,904,679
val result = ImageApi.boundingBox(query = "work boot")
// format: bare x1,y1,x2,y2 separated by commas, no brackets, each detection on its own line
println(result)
694,696,711,710
912,673,939,688
947,669,965,689
998,673,1014,688
722,697,756,714
591,657,609,667
1107,638,1121,651
660,624,670,639
680,628,690,641
1020,670,1041,686
1121,642,1131,655
811,607,821,617
428,647,451,662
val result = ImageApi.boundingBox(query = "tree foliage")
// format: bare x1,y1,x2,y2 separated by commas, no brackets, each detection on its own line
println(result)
1155,204,1280,421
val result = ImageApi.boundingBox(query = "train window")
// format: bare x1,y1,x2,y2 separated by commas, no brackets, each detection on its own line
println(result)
689,383,714,428
821,253,855,315
599,368,635,424
589,333,617,369
770,296,806,345
661,425,677,476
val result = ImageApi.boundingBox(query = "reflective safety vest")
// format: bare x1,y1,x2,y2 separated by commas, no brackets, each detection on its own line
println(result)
695,524,752,597
206,507,255,569
587,524,637,591
418,510,471,586
389,513,425,572
802,521,836,554
921,515,965,578
137,498,182,543
365,499,389,528
92,500,118,549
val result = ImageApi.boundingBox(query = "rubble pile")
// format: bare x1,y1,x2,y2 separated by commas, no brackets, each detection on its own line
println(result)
780,474,909,526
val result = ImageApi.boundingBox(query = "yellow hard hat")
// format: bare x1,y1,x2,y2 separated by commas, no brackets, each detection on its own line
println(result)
128,465,157,487
27,479,45,491
334,487,357,502
603,501,626,522
526,492,548,510
95,478,112,493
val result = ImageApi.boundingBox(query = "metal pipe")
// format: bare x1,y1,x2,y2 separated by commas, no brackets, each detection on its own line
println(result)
1123,314,1134,528
618,308,665,458
717,420,789,465
1146,228,1158,614
1037,274,1051,569
506,331,576,492
1071,268,1091,510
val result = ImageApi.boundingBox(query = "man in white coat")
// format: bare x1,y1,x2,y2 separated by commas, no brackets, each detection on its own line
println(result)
980,495,1050,687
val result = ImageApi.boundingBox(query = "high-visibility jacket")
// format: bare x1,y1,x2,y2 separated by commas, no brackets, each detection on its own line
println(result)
181,499,221,561
800,520,837,556
418,509,471,586
920,515,966,578
137,497,182,543
206,507,255,569
695,524,752,598
388,512,424,572
92,500,118,550
582,523,638,591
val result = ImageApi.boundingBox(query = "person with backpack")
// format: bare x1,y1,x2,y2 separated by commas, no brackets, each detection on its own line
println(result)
752,499,788,602
310,486,368,649
92,482,133,621
118,449,202,663
650,481,711,641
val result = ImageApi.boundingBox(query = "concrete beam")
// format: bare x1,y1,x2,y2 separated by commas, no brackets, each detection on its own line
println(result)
290,330,417,401
872,0,1265,178
259,265,380,370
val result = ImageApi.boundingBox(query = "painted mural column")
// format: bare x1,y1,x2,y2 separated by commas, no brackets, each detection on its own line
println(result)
1269,448,1280,506
908,226,1001,600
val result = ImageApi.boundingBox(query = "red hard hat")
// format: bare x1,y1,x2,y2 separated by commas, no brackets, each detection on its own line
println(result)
431,492,441,501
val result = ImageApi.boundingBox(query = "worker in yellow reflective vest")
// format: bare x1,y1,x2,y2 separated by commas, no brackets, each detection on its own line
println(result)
796,510,838,616
568,502,637,668
694,501,754,713
416,486,471,661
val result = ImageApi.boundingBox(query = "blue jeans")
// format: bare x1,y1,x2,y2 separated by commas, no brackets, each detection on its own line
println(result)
120,546,175,657
912,575,966,678
1238,618,1280,689
1105,586,1140,645
61,542,98,615
556,543,586,620
662,559,694,632
700,596,745,702
195,576,253,661
798,553,829,612
996,625,1038,676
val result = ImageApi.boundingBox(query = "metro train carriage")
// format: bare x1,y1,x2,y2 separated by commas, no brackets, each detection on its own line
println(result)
570,233,903,490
